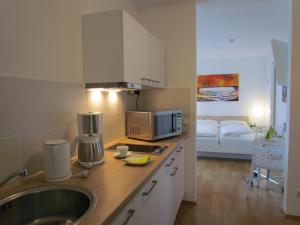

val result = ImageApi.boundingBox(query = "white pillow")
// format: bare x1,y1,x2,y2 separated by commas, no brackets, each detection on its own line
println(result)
220,120,248,126
197,123,218,137
197,119,219,127
220,124,252,137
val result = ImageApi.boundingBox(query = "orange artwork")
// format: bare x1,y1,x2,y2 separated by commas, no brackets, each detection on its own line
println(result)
197,74,239,102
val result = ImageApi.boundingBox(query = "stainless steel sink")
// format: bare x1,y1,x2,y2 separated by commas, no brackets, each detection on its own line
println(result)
0,186,96,225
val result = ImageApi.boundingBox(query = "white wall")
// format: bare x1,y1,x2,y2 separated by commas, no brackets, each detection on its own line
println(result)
0,0,138,83
196,0,289,60
283,0,300,216
197,56,269,125
139,1,197,202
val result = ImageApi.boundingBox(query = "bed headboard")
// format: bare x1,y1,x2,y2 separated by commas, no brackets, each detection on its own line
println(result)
197,115,250,123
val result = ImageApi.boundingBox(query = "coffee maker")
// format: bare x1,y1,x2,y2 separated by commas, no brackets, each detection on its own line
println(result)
72,112,105,168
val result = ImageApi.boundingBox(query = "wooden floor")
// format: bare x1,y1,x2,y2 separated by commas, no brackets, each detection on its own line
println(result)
174,158,300,225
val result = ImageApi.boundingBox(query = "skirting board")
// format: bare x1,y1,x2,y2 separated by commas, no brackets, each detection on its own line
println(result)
197,151,252,160
182,200,197,206
285,215,300,221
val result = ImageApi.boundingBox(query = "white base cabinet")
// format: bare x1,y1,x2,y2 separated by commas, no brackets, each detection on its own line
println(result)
109,142,185,225
159,143,185,225
133,173,162,225
172,144,185,220
108,201,135,225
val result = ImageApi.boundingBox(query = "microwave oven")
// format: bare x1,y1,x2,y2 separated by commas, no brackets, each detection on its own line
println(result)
126,110,183,141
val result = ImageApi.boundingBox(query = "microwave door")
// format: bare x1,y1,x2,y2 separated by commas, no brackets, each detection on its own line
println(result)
154,113,173,138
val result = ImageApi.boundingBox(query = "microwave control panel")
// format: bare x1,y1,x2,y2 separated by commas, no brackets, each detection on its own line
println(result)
176,113,182,132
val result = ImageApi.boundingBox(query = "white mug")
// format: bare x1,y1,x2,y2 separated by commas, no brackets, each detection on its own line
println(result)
117,145,129,157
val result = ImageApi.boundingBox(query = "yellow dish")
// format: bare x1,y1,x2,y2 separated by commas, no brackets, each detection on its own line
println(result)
123,155,151,166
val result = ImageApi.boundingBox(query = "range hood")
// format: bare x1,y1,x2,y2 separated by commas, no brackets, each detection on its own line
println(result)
85,82,144,91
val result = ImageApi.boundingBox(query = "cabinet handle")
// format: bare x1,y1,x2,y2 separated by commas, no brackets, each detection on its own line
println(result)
141,77,151,82
165,157,175,167
121,209,135,225
151,79,160,84
142,180,158,196
141,77,160,84
176,146,183,153
170,167,178,176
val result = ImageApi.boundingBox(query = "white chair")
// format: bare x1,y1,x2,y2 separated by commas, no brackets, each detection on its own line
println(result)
248,137,285,194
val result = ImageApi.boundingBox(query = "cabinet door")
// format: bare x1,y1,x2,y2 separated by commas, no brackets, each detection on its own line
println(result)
134,172,161,225
167,143,185,224
123,11,149,85
159,153,176,225
82,10,124,84
175,144,185,207
109,201,135,225
123,11,165,87
148,34,165,88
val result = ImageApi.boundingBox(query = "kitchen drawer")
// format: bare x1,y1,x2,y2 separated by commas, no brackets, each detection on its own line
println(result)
108,201,135,225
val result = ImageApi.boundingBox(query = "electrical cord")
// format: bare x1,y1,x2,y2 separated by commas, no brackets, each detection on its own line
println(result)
136,91,140,111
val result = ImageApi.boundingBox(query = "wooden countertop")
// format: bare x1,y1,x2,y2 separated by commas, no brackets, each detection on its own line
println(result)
0,135,185,225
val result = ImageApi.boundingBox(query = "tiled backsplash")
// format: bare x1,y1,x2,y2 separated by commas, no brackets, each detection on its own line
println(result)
86,90,136,143
0,77,135,179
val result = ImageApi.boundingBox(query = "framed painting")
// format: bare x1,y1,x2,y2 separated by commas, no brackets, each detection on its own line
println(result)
197,74,239,102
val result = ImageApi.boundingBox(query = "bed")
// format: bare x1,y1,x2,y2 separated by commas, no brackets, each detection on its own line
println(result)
196,116,256,159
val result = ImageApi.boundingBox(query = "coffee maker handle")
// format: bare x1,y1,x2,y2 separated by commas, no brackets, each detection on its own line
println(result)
71,137,79,155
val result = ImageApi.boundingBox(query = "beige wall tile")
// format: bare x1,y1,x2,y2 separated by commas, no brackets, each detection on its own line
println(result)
120,114,126,137
0,77,18,137
18,79,85,133
120,92,138,113
103,116,125,144
20,124,77,174
86,90,140,116
0,136,21,180
0,77,130,175
86,90,122,118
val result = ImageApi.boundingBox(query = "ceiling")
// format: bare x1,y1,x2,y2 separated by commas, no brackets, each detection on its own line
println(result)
132,0,193,9
197,0,289,60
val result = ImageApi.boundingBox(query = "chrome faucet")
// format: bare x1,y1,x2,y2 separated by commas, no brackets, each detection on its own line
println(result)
0,169,28,188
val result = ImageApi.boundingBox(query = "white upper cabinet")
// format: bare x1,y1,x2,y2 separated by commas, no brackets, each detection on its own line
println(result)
82,9,165,88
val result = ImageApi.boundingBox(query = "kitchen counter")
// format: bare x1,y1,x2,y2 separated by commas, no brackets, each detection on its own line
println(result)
0,135,185,225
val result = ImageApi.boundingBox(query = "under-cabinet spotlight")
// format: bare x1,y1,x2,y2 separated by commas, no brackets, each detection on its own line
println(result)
89,89,102,103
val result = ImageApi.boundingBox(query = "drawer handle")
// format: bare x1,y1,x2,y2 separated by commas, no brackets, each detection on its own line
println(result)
176,146,183,153
165,158,175,167
142,180,158,196
122,209,135,225
170,167,178,176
